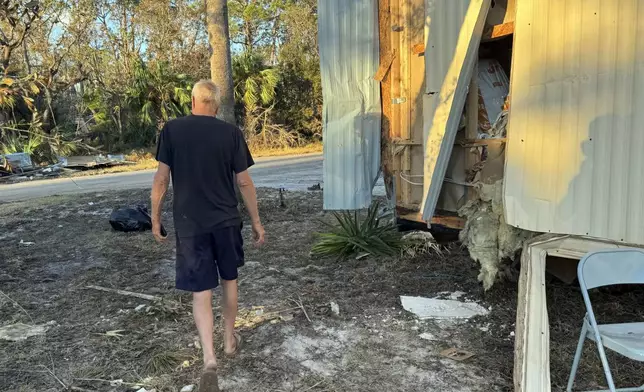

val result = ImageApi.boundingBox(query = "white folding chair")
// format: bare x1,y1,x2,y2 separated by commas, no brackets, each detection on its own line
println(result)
567,249,644,392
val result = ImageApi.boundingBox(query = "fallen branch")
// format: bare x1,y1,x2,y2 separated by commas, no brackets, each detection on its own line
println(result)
290,295,312,324
73,377,146,387
85,285,161,301
70,387,98,392
39,365,67,389
302,380,325,391
0,290,35,323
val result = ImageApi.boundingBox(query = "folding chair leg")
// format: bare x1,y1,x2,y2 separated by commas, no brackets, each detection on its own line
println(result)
567,322,588,392
592,333,618,392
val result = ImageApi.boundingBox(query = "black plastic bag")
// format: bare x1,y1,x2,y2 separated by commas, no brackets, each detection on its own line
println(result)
109,205,166,236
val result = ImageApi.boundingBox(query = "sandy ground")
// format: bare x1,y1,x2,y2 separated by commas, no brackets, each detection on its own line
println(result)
0,189,508,392
1,189,642,392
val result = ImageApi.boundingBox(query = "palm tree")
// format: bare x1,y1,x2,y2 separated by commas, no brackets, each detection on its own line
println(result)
232,52,279,116
125,61,192,131
205,0,236,125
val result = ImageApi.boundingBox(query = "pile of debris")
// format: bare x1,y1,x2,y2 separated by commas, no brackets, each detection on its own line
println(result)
0,153,129,183
61,154,127,169
0,153,65,182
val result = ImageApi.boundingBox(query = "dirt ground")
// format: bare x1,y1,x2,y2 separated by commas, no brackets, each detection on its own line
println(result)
0,188,642,392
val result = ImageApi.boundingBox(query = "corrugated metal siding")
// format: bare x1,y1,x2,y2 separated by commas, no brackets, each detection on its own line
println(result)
423,0,470,213
423,0,470,148
505,0,644,245
424,0,471,95
421,0,491,220
318,0,381,210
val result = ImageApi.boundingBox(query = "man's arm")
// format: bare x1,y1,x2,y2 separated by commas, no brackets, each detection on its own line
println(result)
151,162,171,242
236,170,265,245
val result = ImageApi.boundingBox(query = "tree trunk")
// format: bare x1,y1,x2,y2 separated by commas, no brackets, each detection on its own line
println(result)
205,0,236,125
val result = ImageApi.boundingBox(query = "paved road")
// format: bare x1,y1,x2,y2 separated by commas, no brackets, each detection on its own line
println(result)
0,154,324,202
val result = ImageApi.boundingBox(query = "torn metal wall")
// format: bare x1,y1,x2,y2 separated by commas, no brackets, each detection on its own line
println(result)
505,0,644,245
420,0,491,220
318,0,381,210
424,0,470,96
423,0,470,214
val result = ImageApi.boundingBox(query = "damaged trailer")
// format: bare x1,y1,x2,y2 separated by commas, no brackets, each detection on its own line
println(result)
318,0,644,391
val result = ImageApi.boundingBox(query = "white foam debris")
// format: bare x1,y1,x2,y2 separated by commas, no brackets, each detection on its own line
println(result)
449,291,467,300
419,332,436,341
400,296,489,320
330,302,340,316
0,321,55,341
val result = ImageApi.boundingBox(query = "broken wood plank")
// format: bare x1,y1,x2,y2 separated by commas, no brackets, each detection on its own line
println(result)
374,49,396,82
440,347,475,361
482,21,514,41
411,43,424,55
85,285,161,301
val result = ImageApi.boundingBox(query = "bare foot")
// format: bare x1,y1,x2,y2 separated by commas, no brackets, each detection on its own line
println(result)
203,359,217,370
224,333,242,357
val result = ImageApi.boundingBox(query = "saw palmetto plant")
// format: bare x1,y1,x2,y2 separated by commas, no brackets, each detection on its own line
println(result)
311,202,404,260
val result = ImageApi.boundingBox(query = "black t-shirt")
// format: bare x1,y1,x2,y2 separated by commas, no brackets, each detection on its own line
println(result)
155,115,254,237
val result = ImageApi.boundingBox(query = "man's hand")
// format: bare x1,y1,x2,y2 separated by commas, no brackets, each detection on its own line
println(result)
151,162,170,244
152,222,167,243
252,221,265,246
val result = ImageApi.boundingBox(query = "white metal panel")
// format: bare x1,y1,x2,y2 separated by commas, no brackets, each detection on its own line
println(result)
318,0,381,210
424,0,471,94
423,0,470,152
505,0,644,245
420,0,491,220
423,0,471,214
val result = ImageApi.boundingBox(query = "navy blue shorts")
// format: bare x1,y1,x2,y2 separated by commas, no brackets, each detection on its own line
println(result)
175,225,244,292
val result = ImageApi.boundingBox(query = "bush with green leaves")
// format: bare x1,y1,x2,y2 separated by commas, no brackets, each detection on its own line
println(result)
311,203,404,260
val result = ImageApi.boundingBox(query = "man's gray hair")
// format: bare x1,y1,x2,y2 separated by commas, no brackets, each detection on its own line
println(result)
192,80,222,109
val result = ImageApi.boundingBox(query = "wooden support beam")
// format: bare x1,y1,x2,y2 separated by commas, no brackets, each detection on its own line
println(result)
398,211,466,229
465,68,480,203
379,0,395,200
399,0,412,206
392,138,422,146
455,138,507,146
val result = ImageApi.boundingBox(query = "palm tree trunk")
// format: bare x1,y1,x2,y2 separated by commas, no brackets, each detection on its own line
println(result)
205,0,236,125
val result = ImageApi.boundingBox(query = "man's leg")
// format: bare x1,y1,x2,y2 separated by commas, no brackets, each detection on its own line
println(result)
221,279,238,354
193,290,217,368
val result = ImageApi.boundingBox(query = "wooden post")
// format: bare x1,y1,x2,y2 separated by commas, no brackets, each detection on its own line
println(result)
389,0,403,206
399,0,412,206
379,0,394,200
465,59,480,199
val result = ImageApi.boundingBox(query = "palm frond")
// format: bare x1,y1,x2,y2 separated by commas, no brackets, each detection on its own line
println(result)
311,202,404,260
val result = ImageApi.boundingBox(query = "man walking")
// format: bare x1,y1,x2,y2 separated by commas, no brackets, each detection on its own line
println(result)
151,80,265,391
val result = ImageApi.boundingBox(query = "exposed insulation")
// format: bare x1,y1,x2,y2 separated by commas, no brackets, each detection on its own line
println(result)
459,181,534,290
